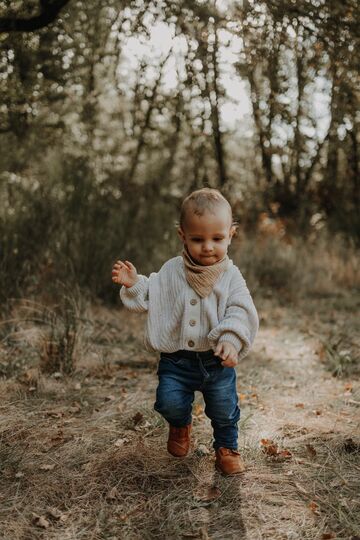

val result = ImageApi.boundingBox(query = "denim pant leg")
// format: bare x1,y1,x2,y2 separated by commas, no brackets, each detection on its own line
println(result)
154,356,195,428
202,366,240,450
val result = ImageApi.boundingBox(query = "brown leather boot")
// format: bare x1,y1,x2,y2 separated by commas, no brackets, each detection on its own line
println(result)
215,448,245,475
167,424,192,457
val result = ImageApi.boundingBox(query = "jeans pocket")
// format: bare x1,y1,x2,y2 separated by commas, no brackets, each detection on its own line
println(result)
160,354,183,365
211,356,224,370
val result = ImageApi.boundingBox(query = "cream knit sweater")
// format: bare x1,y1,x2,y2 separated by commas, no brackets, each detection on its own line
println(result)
120,256,258,361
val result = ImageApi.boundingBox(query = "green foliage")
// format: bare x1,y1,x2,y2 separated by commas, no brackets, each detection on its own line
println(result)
0,0,359,301
0,150,181,300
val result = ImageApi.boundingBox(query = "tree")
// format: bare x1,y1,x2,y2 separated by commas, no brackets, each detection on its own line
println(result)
0,0,71,33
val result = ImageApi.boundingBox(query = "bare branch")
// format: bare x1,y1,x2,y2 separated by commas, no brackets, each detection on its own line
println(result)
0,0,71,33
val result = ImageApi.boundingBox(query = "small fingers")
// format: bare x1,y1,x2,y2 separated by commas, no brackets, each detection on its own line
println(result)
220,343,232,360
215,343,224,357
221,359,237,367
125,260,137,272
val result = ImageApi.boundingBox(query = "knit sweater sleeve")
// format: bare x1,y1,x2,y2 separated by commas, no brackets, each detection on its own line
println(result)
207,268,259,360
119,275,149,313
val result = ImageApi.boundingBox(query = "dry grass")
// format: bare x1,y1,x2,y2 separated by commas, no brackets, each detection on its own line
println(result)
1,239,359,539
234,234,360,300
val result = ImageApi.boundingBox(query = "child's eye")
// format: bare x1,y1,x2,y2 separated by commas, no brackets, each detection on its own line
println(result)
214,238,224,241
191,238,202,242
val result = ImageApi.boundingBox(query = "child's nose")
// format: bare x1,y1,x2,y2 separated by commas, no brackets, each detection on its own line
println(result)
203,242,213,252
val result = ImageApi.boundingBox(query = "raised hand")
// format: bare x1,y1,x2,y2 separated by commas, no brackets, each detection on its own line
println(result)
111,260,139,288
215,341,238,367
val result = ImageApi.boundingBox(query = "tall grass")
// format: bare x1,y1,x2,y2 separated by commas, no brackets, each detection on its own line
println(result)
1,151,359,304
0,152,180,303
234,234,360,300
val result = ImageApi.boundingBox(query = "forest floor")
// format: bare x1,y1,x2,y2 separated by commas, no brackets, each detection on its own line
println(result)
0,292,359,540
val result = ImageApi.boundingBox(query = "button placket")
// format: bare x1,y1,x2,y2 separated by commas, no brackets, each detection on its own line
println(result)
185,291,200,348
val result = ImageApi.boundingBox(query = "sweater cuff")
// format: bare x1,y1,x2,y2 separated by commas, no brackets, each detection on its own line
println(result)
120,278,143,298
218,332,243,353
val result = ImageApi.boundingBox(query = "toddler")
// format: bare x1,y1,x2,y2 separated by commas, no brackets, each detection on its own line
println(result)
112,188,258,475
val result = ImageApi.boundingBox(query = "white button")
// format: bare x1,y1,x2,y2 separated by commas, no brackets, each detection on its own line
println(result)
189,319,196,327
190,299,197,306
188,340,195,347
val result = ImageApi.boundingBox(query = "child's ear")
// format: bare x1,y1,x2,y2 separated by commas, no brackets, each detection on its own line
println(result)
229,225,237,243
177,227,186,242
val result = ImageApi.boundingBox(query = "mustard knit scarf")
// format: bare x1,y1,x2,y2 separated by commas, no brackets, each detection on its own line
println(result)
182,248,230,298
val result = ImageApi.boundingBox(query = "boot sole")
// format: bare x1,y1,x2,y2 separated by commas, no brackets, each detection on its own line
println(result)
215,463,245,476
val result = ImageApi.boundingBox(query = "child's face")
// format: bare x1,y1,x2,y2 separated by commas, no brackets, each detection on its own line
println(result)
178,207,235,266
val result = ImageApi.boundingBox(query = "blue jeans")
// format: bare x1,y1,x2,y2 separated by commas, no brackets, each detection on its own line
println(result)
154,349,240,450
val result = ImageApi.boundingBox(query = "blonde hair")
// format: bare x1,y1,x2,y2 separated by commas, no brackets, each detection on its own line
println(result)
179,188,233,228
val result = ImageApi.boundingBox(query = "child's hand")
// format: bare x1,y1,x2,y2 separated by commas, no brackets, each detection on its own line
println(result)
112,260,139,288
215,341,238,367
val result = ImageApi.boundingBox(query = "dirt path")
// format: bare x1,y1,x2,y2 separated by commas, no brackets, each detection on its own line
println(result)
92,300,359,539
1,299,359,539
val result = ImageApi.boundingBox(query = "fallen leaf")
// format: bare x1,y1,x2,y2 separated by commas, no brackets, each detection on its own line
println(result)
295,403,304,408
308,501,320,515
68,402,81,414
15,472,24,479
306,444,317,458
321,533,336,539
196,444,210,456
49,430,72,447
47,507,67,522
74,382,81,390
279,450,292,459
238,393,247,401
260,439,292,460
40,464,55,471
313,409,322,416
260,439,279,456
114,437,129,447
132,412,143,425
32,514,50,529
134,420,152,432
47,507,61,519
344,382,353,393
105,395,116,402
106,487,119,500
44,410,64,418
343,438,359,454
